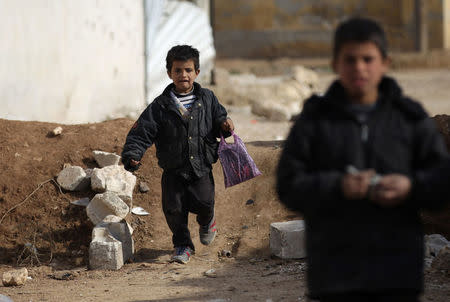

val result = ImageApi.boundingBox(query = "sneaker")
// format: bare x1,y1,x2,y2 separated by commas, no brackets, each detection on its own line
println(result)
171,246,193,264
199,218,217,245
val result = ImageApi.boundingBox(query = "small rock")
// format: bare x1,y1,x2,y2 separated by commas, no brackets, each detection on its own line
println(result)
139,182,150,193
0,294,14,302
51,271,75,280
2,267,28,286
246,199,254,205
52,126,63,136
204,268,217,278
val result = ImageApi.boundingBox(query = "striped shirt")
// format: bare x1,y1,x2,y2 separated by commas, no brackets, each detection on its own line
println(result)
171,89,197,112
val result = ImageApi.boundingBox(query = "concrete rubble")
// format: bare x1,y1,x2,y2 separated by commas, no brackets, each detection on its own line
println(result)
89,215,134,270
55,150,137,270
224,65,319,121
93,150,121,167
2,267,28,286
86,191,130,225
424,234,450,268
91,165,136,203
57,166,90,191
270,220,307,259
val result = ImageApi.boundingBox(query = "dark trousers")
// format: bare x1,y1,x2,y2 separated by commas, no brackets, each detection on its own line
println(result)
161,171,215,251
319,291,419,302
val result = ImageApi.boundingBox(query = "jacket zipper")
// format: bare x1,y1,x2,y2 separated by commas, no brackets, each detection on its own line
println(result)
361,123,369,142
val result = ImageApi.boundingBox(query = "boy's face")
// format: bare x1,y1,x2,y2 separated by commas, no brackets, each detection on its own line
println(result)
333,41,389,104
167,59,199,94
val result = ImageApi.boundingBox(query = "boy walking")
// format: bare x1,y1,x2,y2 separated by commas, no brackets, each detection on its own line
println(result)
277,18,448,301
122,45,234,264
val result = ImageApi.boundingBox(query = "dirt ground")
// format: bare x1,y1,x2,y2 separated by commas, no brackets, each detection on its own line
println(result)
0,58,450,302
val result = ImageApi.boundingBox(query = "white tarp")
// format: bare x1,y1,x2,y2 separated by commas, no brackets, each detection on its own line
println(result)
144,0,216,104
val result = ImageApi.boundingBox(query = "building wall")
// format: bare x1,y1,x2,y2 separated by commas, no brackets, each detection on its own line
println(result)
214,0,446,58
444,0,450,49
0,0,145,124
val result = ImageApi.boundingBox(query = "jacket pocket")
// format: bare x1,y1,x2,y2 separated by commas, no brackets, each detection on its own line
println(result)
203,136,219,164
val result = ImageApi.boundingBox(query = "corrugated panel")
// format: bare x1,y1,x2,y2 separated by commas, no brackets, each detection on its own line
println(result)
145,0,215,104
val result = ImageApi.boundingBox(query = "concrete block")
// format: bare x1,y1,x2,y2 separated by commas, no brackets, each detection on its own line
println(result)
98,219,134,262
90,165,136,202
89,228,124,270
86,192,129,225
89,218,134,270
57,166,90,191
270,220,306,259
93,150,121,167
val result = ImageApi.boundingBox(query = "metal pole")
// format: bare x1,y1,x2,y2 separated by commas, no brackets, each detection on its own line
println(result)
210,0,216,85
415,0,428,53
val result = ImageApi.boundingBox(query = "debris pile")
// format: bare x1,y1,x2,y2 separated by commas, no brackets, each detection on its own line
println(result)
56,150,137,270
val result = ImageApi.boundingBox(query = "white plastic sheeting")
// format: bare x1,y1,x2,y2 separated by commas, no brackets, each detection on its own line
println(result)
144,0,215,104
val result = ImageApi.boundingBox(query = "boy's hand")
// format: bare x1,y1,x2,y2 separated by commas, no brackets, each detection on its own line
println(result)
370,174,411,207
130,159,140,167
123,158,141,172
221,118,234,132
341,169,375,200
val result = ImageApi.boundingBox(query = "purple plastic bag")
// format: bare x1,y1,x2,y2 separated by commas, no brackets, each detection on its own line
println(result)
218,132,262,188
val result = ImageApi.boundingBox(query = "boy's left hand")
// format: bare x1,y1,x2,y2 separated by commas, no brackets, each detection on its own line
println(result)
221,118,235,132
370,174,411,207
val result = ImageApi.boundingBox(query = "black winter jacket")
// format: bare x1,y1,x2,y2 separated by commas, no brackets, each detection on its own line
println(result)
122,82,228,179
276,77,448,297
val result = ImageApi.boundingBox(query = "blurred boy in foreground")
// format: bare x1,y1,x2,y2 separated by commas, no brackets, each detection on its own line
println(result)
277,17,449,302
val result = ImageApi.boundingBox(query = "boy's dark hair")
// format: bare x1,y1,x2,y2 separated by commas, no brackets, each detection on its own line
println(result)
166,45,200,71
333,17,388,59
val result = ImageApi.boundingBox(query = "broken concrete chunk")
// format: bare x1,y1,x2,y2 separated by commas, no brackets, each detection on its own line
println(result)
86,192,130,225
57,166,90,191
52,126,63,136
425,234,450,257
0,294,14,302
89,231,124,270
270,220,306,259
93,150,121,168
139,182,150,193
90,165,136,202
89,218,134,270
2,267,28,286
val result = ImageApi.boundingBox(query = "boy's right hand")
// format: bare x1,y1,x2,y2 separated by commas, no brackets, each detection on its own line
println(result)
123,158,141,172
341,169,375,200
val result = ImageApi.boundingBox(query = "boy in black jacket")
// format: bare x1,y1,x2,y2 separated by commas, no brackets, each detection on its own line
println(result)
277,18,448,301
122,45,234,264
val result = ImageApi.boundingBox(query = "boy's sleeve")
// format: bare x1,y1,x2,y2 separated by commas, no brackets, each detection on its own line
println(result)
276,113,343,214
410,117,450,209
121,104,159,171
210,92,230,137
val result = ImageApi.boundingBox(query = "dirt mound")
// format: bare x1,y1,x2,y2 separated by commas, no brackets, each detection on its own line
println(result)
0,118,296,268
0,116,449,269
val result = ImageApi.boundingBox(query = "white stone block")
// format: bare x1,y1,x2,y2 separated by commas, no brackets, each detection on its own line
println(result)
86,192,129,225
57,166,90,191
270,220,306,259
89,218,134,270
93,150,121,167
90,165,136,202
89,227,124,270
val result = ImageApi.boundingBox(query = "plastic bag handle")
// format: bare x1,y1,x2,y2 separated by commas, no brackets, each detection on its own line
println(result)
220,130,236,145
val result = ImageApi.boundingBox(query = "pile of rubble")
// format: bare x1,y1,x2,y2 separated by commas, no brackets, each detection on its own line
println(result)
56,151,137,270
218,65,319,121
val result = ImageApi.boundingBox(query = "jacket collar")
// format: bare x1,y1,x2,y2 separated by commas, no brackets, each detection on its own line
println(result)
324,76,403,107
156,82,204,113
